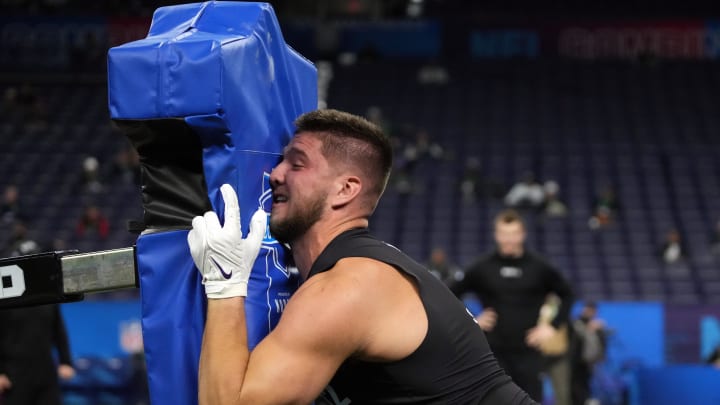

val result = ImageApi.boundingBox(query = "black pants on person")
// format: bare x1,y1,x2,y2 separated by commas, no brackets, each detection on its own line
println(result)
1,369,61,405
493,348,544,403
571,362,592,405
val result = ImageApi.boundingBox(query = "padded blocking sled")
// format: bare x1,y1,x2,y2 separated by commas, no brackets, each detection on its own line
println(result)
107,2,317,404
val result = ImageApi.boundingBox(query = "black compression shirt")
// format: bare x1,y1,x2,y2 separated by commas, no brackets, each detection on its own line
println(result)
309,228,513,405
453,251,574,351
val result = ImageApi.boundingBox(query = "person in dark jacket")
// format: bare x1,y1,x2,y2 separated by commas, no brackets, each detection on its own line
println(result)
0,304,76,405
453,209,574,402
571,301,609,405
0,227,76,405
188,109,537,404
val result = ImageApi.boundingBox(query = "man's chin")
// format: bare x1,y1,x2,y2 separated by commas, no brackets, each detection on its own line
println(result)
269,223,291,245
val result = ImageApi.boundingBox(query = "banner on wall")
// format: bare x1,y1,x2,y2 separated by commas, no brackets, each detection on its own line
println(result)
556,21,711,60
664,304,720,363
468,20,720,60
2,17,719,70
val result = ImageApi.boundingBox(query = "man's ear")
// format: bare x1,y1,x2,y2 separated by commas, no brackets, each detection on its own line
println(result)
330,175,362,209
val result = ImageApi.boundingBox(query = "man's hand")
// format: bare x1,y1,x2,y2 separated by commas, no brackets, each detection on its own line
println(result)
525,323,557,349
58,364,76,380
588,319,606,332
475,308,498,331
0,373,11,393
188,184,267,299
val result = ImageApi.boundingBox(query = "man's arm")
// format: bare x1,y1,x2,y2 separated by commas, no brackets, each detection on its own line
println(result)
449,272,466,296
199,297,248,404
192,185,427,404
544,264,574,328
450,263,497,331
450,261,479,297
526,261,574,349
191,185,369,404
52,304,76,380
200,267,375,404
0,310,10,392
52,305,73,367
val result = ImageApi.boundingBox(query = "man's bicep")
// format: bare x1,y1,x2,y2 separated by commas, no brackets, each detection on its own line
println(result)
240,283,362,404
242,334,337,404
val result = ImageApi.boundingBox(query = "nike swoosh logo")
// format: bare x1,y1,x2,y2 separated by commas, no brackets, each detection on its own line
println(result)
211,257,232,279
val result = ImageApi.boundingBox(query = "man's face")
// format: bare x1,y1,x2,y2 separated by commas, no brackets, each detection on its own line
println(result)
581,306,597,320
494,221,526,257
269,133,331,244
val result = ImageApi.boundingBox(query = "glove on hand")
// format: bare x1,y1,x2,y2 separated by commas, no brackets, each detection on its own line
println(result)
188,184,267,299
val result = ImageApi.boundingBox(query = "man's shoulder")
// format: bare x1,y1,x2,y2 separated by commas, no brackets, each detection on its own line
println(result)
466,252,497,269
282,257,414,343
333,256,410,285
524,251,557,269
283,269,371,332
300,257,394,301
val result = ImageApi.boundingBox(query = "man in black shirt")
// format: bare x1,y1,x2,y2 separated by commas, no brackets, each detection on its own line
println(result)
0,304,76,405
0,229,76,405
188,109,537,404
453,209,574,402
571,301,609,405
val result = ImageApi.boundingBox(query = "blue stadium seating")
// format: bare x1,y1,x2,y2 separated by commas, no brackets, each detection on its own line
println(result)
328,59,720,304
2,60,720,304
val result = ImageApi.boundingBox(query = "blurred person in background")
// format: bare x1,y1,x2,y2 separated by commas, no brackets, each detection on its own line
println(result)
542,180,568,219
0,185,26,226
504,171,545,210
0,229,76,405
0,305,76,405
401,128,445,167
2,220,39,257
659,228,686,265
459,156,484,204
588,185,620,230
75,204,110,240
538,294,571,405
459,156,505,204
571,301,609,405
80,156,103,194
453,209,574,402
424,246,464,287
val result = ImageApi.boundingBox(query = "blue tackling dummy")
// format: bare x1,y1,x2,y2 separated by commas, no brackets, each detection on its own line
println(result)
107,2,317,404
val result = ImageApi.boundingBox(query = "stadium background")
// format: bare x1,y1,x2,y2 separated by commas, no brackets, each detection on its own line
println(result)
1,0,720,403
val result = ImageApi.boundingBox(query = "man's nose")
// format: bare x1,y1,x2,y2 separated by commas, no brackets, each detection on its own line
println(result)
269,165,283,188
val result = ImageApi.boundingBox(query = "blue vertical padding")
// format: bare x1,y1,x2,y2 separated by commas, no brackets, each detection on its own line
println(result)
135,230,206,399
107,2,317,405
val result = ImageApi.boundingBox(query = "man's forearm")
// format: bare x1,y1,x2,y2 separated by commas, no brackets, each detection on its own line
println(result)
200,297,250,405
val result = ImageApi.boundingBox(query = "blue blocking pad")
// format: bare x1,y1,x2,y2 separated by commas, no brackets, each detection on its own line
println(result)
108,2,317,404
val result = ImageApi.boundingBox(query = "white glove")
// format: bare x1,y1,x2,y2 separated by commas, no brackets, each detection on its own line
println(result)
188,184,267,299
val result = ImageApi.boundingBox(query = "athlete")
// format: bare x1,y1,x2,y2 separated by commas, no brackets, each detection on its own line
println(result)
452,209,575,401
188,109,536,404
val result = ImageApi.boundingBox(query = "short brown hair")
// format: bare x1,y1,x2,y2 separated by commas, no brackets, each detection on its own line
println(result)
494,209,525,227
294,109,393,210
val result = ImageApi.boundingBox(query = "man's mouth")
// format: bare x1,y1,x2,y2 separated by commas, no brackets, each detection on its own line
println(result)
273,194,288,204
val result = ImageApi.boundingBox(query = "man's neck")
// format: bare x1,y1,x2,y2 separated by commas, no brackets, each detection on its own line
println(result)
291,217,369,280
498,249,524,259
